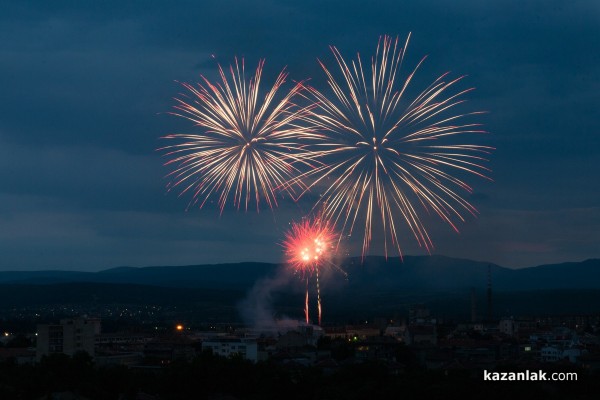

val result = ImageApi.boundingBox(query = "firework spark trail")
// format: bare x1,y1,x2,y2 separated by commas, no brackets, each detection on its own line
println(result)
297,34,493,258
283,217,336,325
160,58,321,212
305,277,310,325
315,267,322,325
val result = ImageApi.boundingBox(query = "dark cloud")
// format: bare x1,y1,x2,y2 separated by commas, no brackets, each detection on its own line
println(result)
0,0,598,270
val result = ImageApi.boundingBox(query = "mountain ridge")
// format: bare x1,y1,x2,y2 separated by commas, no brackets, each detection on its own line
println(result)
0,256,598,292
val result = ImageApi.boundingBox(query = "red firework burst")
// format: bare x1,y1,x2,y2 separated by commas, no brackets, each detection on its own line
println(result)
283,218,335,274
282,217,336,326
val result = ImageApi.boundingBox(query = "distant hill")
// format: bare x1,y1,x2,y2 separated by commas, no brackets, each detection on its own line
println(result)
343,256,600,291
0,262,277,289
0,257,598,321
0,256,598,292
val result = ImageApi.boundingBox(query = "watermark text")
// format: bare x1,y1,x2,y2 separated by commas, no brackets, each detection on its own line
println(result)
484,370,577,381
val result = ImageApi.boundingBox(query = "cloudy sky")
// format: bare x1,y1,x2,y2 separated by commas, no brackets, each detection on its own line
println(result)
0,0,598,271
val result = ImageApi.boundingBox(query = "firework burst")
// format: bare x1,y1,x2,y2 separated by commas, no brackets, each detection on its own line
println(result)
299,34,493,257
283,217,337,325
160,58,318,212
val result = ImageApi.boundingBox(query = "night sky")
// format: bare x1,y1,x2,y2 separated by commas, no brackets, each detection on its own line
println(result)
1,0,598,271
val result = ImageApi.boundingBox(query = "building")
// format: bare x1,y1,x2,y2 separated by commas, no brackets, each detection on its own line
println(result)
202,338,258,363
405,325,437,346
540,346,562,362
143,335,196,364
36,317,101,361
499,317,519,336
384,325,407,341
